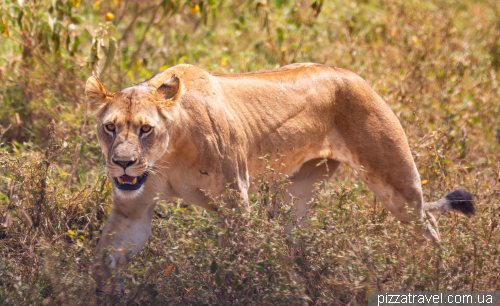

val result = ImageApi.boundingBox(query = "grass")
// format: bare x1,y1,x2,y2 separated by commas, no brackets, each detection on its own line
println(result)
1,0,500,305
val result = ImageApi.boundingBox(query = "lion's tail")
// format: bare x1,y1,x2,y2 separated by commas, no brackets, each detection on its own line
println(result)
423,188,475,217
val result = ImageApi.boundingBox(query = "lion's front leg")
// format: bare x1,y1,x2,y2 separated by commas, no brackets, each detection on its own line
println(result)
217,181,250,247
92,204,155,294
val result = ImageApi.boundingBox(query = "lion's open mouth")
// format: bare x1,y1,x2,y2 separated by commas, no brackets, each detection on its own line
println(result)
114,173,148,190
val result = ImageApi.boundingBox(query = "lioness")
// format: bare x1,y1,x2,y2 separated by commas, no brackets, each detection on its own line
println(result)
86,63,474,292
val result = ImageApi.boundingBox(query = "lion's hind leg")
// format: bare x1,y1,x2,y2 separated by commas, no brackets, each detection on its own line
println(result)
359,178,443,244
330,137,442,243
282,158,340,234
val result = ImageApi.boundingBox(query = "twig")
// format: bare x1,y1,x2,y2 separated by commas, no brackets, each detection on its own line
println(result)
1,33,56,74
289,9,319,63
64,100,89,188
471,242,477,291
120,4,161,79
118,4,158,42
0,124,12,140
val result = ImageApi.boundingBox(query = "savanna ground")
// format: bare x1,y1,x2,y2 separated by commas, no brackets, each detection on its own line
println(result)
0,0,499,305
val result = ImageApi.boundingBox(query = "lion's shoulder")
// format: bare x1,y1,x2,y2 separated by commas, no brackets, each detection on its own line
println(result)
142,64,211,89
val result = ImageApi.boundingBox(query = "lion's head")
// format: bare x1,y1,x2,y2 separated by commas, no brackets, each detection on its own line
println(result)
85,74,181,194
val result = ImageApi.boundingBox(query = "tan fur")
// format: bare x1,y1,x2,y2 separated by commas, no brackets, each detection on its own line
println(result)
86,63,441,290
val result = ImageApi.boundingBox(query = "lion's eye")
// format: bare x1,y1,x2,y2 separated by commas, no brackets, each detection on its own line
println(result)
141,125,152,133
105,124,115,132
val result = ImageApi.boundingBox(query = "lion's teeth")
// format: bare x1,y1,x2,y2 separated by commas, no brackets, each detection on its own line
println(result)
117,176,138,185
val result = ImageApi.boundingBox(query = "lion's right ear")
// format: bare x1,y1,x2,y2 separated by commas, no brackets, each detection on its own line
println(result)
85,75,111,113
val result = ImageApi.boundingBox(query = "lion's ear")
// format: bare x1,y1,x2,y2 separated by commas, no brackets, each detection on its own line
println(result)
86,75,111,113
155,74,181,103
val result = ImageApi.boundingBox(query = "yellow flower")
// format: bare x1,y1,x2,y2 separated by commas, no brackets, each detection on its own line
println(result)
421,180,428,185
221,57,226,66
190,5,200,14
105,12,114,21
412,36,420,44
68,229,75,237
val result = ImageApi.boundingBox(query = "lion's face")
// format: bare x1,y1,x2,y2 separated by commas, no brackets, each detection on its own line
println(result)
85,75,180,194
96,88,168,192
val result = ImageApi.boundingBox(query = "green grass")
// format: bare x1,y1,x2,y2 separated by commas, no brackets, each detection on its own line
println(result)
1,0,500,305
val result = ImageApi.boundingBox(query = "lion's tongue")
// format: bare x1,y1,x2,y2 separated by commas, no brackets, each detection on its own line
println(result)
117,175,137,185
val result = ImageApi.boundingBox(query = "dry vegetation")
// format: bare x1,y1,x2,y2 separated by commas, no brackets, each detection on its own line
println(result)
1,0,500,305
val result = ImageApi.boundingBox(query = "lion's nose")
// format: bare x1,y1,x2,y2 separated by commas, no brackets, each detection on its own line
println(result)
112,158,137,170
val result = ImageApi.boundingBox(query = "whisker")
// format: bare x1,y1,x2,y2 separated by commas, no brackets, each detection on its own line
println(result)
151,167,169,175
151,168,168,174
151,162,170,167
151,164,169,170
145,168,167,183
149,169,167,179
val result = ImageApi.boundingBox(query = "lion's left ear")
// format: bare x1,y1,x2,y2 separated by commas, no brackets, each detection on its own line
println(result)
155,74,181,104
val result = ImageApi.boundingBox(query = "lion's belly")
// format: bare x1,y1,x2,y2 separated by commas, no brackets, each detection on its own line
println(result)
246,133,336,193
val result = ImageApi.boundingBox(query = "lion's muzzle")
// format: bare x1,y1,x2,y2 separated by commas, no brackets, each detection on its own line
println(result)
114,173,148,190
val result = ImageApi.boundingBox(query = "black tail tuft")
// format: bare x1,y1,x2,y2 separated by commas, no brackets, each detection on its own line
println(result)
445,189,475,217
